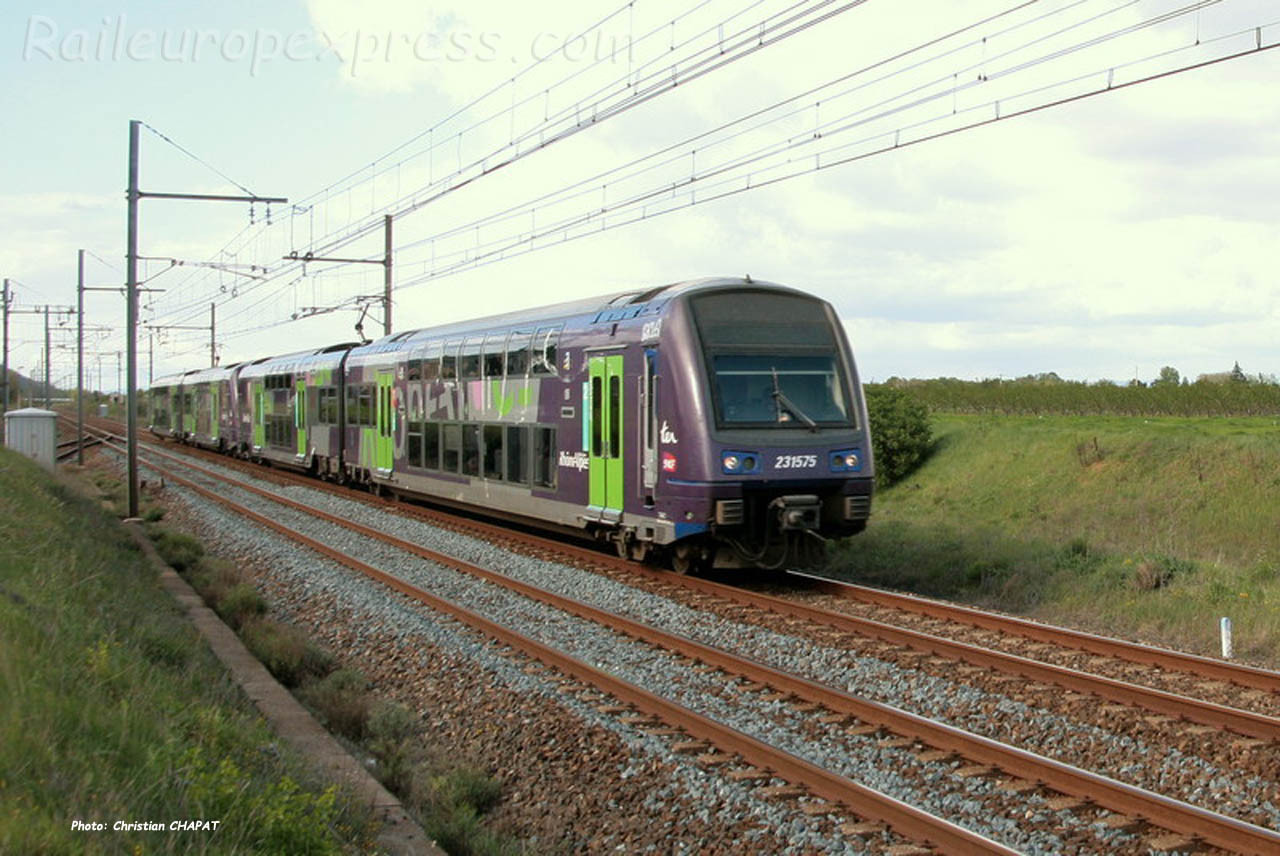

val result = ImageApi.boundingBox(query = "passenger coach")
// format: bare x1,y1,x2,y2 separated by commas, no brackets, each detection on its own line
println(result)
150,277,874,571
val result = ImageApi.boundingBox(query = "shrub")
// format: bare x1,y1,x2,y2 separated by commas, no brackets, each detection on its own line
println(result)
298,668,371,741
216,582,267,630
865,384,933,487
149,528,204,573
241,619,334,687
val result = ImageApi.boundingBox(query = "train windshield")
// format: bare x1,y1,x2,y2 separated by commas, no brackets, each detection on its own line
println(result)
690,290,853,428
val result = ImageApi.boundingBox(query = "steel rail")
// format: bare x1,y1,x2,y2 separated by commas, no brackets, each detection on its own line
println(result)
87,418,1280,742
114,436,1280,856
787,570,1280,695
104,419,1280,742
108,438,1017,856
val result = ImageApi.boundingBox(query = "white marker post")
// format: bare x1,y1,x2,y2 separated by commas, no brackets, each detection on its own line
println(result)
1220,617,1234,659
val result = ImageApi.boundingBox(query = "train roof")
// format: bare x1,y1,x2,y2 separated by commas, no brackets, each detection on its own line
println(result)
236,343,359,378
348,276,790,362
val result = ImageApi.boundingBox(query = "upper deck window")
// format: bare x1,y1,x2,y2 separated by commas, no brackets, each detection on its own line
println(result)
532,326,561,376
690,290,853,428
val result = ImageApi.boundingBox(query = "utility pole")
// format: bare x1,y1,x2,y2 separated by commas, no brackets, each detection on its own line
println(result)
283,213,394,337
44,306,51,407
77,251,84,464
2,278,9,427
384,214,393,336
124,118,286,518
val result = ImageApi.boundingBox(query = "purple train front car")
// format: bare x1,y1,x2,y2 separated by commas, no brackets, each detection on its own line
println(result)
150,277,873,571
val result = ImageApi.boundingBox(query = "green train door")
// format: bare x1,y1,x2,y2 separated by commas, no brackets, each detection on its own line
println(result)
252,380,265,449
375,371,395,474
295,378,308,458
588,354,624,516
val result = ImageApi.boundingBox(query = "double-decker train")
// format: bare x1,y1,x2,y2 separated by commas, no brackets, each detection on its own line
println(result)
149,277,874,571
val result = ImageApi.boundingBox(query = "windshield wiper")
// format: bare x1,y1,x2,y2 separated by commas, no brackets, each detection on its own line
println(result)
771,367,818,432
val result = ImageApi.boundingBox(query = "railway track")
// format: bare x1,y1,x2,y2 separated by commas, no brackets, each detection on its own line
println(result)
81,423,1280,854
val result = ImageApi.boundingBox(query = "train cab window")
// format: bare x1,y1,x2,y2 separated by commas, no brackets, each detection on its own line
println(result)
532,326,561,375
441,342,459,380
711,354,848,425
483,425,503,480
505,425,527,484
442,423,461,472
506,331,532,377
533,426,557,488
461,423,480,476
483,332,507,378
690,291,853,428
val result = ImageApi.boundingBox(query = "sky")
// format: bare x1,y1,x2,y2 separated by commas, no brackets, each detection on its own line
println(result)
1,0,1276,391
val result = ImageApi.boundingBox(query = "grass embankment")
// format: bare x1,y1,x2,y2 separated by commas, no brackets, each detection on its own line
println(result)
147,503,521,854
829,413,1280,667
0,449,375,854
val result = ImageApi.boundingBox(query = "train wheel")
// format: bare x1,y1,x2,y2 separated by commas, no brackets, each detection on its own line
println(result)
616,534,650,563
671,542,704,575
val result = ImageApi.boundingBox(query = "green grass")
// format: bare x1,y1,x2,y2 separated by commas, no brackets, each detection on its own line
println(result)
829,414,1280,666
141,497,526,854
0,449,377,854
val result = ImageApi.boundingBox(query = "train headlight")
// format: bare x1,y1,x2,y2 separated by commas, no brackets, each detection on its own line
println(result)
721,450,761,475
829,449,862,473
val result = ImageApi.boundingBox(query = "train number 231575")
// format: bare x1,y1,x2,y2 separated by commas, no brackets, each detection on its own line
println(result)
773,454,818,469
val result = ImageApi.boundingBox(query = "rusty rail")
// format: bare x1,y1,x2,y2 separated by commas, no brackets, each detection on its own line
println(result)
106,435,1280,856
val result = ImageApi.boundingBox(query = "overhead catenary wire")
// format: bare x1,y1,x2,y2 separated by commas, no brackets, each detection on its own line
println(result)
386,7,1274,288
145,0,875,331
140,1,1273,373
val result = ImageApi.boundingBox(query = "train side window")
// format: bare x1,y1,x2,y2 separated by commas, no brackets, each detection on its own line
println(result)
424,422,440,470
483,424,503,480
591,376,603,457
483,332,507,378
460,337,483,378
461,423,480,476
359,385,375,426
407,412,424,466
505,425,527,484
533,326,561,375
506,330,532,376
533,426,557,488
407,359,422,382
318,388,338,424
423,342,442,381
441,342,459,380
442,423,461,472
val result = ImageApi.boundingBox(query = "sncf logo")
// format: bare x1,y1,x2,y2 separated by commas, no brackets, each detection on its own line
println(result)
661,452,677,473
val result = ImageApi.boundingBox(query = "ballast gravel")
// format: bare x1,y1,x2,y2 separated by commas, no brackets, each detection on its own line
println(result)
128,450,1279,851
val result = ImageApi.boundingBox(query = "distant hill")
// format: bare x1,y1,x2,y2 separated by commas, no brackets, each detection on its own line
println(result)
3,368,64,408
